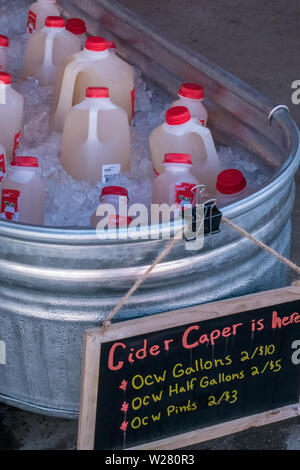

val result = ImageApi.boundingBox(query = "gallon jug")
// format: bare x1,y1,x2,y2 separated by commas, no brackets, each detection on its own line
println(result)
1,157,45,225
171,83,208,126
149,106,221,194
152,153,199,211
66,18,87,48
216,169,248,207
0,35,9,71
24,16,81,86
61,87,131,183
0,72,24,161
27,0,60,34
91,186,132,229
50,36,135,132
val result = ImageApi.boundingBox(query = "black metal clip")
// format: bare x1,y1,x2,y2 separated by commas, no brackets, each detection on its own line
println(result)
181,183,223,241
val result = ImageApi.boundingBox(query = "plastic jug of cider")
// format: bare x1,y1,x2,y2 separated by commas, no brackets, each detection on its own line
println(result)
0,72,24,161
216,169,248,207
171,83,208,126
1,157,45,225
61,87,131,183
50,36,135,132
149,106,221,194
0,35,9,72
27,0,60,34
152,153,199,211
91,186,132,229
66,18,87,48
24,17,81,86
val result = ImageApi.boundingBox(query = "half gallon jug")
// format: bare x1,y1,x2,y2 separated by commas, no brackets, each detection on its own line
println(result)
91,186,132,229
216,169,248,207
24,16,81,86
61,87,131,183
0,35,9,72
27,0,60,34
66,18,87,48
171,83,208,126
50,36,135,132
0,72,24,161
149,106,221,194
152,153,199,209
1,157,45,225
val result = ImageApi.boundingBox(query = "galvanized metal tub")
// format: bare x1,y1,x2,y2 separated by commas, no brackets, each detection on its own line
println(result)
0,0,299,418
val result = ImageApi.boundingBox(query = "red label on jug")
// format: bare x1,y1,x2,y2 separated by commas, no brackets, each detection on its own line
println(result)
175,182,196,208
27,10,37,34
0,154,6,182
131,88,135,120
153,165,159,177
1,189,20,221
13,130,21,156
108,214,133,228
199,119,206,126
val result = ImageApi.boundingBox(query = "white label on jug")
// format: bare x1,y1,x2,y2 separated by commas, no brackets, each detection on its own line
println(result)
0,154,6,182
102,164,121,183
27,10,37,34
0,341,6,365
1,189,20,221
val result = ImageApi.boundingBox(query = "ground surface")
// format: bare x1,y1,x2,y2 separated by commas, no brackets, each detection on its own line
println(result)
1,0,300,451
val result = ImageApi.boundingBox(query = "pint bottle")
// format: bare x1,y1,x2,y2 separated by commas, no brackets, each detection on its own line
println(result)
216,169,248,207
152,153,199,209
27,0,60,34
66,18,87,48
91,186,132,229
0,72,24,161
1,157,45,225
171,83,208,126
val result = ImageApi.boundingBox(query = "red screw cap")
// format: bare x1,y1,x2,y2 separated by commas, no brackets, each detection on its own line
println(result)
45,16,65,28
179,83,204,100
101,186,129,199
106,41,116,49
164,153,192,165
66,18,86,35
0,72,11,85
85,36,107,51
216,169,247,194
11,157,39,168
0,35,9,47
86,87,109,98
166,106,191,125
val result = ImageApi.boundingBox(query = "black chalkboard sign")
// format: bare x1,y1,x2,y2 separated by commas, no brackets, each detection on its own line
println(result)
77,285,300,450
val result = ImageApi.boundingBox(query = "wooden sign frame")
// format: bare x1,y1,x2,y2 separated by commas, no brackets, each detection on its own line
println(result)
77,284,300,450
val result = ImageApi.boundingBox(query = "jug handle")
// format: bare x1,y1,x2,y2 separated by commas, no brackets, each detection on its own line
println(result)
43,32,55,68
189,119,220,166
55,59,83,118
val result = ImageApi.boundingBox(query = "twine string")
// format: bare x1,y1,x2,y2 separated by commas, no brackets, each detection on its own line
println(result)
102,214,300,329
